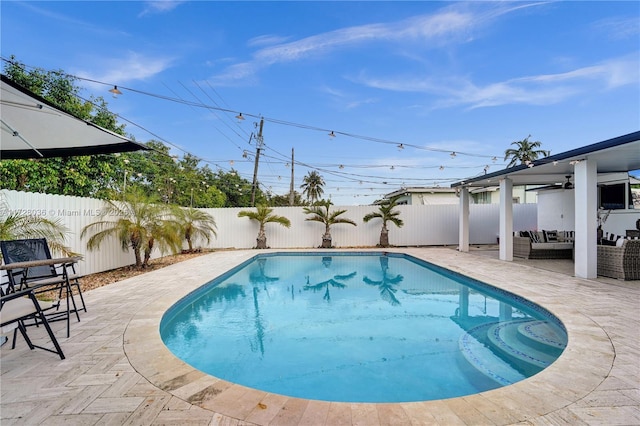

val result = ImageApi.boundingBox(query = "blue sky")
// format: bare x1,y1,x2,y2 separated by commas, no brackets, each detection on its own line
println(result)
2,1,639,205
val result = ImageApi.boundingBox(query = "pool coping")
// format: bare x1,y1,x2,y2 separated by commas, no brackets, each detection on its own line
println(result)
123,248,618,425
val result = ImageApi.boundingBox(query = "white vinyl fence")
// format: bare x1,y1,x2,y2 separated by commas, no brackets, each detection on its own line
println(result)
1,190,537,276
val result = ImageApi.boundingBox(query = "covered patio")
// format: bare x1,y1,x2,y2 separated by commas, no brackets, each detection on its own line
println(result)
1,248,638,425
453,131,640,279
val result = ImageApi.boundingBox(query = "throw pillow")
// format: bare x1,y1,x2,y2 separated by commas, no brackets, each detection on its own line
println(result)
615,238,625,247
530,231,541,243
600,239,616,246
520,231,531,238
543,230,558,242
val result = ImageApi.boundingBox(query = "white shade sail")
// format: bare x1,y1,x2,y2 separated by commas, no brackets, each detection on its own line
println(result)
0,74,146,159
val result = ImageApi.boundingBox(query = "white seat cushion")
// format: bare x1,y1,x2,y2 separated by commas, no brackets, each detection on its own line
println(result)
1,297,38,324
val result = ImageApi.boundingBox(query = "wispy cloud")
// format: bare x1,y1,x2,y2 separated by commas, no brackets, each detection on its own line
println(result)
592,16,640,40
139,1,185,17
320,86,379,110
357,54,639,109
75,52,174,85
247,34,291,48
18,2,129,37
208,3,510,85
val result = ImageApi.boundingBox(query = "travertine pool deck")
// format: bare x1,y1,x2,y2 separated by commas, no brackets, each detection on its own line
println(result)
1,248,639,425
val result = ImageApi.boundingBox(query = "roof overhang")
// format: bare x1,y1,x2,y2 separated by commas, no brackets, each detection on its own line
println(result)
451,131,640,189
1,74,147,159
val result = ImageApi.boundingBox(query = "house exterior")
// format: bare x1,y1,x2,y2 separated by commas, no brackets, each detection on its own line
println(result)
470,186,539,204
384,187,458,205
385,185,539,205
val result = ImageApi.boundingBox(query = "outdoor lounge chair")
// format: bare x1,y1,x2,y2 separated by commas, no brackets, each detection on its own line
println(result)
597,238,640,280
0,288,65,359
0,238,85,337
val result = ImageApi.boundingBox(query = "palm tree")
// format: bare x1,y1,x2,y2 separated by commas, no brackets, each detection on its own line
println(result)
300,171,325,204
141,211,183,268
363,195,404,247
81,192,180,268
504,135,550,168
238,205,291,249
303,199,357,248
0,195,73,257
173,206,217,252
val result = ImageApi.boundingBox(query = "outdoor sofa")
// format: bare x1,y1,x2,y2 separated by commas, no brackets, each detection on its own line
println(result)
597,238,640,280
513,230,574,260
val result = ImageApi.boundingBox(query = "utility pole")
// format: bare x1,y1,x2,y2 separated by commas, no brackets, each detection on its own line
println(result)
289,148,295,206
250,117,264,206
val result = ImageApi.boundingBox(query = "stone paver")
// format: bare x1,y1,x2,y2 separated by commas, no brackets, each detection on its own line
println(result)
1,248,638,425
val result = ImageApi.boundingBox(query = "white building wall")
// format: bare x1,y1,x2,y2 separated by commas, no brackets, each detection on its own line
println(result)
537,189,575,231
1,190,537,275
536,187,640,236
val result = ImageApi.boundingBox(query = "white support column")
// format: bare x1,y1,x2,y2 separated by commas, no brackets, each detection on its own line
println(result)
458,187,470,252
499,178,513,261
574,159,598,279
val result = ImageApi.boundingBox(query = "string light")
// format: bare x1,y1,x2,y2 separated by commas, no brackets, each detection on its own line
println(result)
3,58,516,199
4,58,510,163
109,85,122,96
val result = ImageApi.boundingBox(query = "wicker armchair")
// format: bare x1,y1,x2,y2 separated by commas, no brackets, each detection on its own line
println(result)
597,239,640,280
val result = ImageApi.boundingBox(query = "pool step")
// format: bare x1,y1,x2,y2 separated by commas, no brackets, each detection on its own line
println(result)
517,320,566,355
486,320,565,373
459,319,567,385
459,322,526,386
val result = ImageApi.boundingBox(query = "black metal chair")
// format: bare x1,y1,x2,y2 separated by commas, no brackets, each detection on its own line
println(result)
0,238,85,337
0,287,65,359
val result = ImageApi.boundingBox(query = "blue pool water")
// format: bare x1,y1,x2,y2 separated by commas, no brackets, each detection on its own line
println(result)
160,252,567,403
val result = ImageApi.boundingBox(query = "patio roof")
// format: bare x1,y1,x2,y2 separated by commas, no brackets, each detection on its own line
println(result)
451,130,640,280
451,131,640,188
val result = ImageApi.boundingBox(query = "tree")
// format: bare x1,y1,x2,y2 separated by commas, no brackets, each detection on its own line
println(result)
172,206,217,252
504,135,550,168
303,199,356,248
238,205,291,249
1,57,128,198
268,190,306,207
214,169,260,207
81,191,180,268
0,195,73,257
300,171,325,204
363,195,404,247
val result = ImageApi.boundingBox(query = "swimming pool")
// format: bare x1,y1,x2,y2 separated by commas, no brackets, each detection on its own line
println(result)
160,252,567,403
